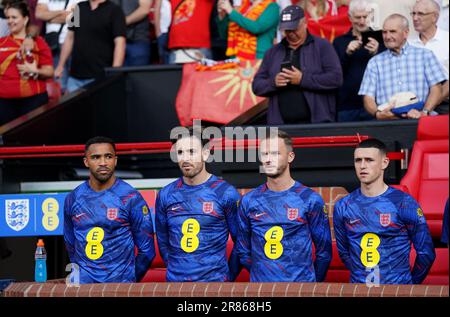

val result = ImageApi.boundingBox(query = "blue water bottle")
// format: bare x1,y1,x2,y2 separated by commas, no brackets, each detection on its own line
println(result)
34,239,47,282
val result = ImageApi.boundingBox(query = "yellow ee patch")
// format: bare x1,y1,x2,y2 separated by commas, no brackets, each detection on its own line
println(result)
42,198,60,231
181,219,200,253
360,233,381,268
85,227,105,260
417,208,424,217
323,205,328,215
143,205,149,215
264,226,284,260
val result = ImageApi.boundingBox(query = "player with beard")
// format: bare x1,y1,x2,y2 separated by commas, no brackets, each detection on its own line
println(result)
155,126,241,282
64,136,155,283
236,129,332,282
333,138,435,284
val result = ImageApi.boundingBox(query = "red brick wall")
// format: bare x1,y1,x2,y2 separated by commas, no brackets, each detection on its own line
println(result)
3,281,448,297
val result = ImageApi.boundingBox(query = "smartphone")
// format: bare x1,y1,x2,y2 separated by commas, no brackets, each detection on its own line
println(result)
280,61,292,71
361,30,383,46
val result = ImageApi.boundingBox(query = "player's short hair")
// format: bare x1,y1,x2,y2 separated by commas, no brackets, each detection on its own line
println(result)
172,126,210,148
261,129,293,152
356,138,387,155
85,136,116,155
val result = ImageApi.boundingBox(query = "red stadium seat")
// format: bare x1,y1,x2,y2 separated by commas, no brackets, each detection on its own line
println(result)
410,247,449,285
141,234,250,282
400,115,449,238
226,235,250,282
324,241,350,283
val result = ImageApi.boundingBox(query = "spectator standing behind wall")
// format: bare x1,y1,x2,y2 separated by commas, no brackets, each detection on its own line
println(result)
359,14,447,120
333,0,386,122
167,0,214,64
36,0,80,93
55,0,126,93
216,0,279,60
252,5,343,124
409,0,449,115
154,0,171,64
0,0,54,126
110,0,152,66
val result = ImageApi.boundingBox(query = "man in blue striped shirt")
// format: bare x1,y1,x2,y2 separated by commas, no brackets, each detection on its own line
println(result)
359,14,447,120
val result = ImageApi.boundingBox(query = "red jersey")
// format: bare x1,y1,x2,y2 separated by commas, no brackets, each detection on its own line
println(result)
0,35,53,99
168,0,214,49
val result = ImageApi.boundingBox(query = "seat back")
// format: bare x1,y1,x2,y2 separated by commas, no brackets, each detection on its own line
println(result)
410,247,449,285
400,116,449,238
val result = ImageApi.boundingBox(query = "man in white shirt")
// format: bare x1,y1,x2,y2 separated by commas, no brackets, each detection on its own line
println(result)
36,0,80,92
410,0,449,114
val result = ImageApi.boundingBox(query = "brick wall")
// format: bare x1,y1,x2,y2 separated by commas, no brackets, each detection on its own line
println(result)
3,281,448,297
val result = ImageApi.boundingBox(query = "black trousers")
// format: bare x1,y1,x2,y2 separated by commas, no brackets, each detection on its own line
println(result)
0,92,49,126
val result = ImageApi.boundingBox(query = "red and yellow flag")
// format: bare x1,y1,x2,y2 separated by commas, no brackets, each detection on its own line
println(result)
176,60,264,126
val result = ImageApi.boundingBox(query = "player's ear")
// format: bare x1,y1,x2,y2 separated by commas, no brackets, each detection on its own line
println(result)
288,151,295,164
381,153,390,170
202,147,211,162
83,156,88,168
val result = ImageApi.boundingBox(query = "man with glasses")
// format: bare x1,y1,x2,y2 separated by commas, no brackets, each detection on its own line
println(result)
359,14,447,120
64,136,156,283
410,0,449,114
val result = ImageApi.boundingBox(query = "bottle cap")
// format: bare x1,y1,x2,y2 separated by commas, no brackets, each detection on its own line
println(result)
37,239,45,247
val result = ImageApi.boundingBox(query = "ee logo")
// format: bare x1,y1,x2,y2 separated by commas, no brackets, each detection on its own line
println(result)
181,219,200,253
85,227,105,260
264,226,284,260
42,198,59,231
360,233,381,268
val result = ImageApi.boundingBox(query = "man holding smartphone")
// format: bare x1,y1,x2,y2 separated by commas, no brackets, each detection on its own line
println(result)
252,5,342,124
333,0,386,122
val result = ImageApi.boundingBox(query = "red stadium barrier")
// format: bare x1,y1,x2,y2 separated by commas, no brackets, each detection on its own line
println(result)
0,135,404,160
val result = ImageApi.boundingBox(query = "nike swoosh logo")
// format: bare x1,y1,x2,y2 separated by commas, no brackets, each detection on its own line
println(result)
171,206,182,211
349,219,360,224
75,213,86,219
255,212,265,218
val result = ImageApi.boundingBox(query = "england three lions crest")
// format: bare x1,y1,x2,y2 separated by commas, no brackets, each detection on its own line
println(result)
202,202,214,214
380,213,391,227
5,199,30,231
287,208,299,221
107,208,118,221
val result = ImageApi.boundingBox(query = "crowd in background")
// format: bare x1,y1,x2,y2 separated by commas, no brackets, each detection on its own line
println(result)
0,0,449,126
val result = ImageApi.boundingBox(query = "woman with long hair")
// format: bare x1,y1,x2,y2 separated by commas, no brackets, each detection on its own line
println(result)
0,0,53,125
